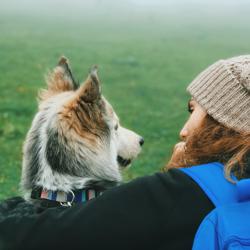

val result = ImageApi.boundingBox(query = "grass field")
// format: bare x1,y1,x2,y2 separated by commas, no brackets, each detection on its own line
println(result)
1,0,250,200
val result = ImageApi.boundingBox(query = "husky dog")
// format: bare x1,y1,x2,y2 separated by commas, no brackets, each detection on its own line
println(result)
21,57,144,204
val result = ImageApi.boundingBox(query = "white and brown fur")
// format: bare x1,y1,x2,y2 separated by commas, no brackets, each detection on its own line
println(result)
21,57,144,201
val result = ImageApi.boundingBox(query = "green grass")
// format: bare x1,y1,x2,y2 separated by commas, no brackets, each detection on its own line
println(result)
1,0,250,200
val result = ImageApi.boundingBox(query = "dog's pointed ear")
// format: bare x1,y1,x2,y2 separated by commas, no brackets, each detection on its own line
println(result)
78,65,101,103
57,57,79,89
46,56,79,92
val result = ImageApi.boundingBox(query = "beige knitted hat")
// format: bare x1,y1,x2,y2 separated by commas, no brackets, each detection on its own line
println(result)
187,55,250,134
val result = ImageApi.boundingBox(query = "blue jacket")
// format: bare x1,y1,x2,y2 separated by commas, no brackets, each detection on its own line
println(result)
181,162,250,250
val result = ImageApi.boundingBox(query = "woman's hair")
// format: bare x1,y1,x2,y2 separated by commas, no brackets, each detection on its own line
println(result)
166,114,250,181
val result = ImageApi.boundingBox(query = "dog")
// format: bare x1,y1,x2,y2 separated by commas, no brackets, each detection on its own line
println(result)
20,57,144,206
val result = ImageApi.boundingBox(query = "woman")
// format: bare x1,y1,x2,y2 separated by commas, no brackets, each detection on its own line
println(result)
0,55,249,250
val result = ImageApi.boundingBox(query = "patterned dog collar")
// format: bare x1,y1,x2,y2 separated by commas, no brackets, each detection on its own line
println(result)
31,188,103,206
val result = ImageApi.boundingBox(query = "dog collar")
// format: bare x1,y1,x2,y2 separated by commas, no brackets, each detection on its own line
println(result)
31,188,103,206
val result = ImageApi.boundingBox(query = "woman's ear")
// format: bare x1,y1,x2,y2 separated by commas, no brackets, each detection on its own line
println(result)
45,56,78,93
77,66,101,103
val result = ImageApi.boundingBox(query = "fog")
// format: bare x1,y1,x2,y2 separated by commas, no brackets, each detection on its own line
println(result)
1,0,249,34
1,0,250,13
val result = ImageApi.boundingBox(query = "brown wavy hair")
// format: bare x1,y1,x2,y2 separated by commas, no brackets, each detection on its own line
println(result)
166,114,250,181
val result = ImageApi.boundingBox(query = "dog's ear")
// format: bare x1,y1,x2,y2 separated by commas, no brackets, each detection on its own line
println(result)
45,56,78,92
78,66,101,103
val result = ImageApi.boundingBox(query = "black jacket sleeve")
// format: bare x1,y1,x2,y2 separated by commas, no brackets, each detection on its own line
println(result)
0,169,214,250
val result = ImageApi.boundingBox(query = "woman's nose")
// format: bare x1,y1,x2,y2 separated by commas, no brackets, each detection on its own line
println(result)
179,127,188,141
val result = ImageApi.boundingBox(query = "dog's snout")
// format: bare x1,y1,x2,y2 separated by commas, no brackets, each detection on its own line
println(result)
139,137,144,146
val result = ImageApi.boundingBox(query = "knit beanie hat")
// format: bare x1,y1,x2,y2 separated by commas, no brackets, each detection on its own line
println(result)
187,55,250,133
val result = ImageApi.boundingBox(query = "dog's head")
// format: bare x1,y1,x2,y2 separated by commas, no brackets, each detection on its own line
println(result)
21,57,143,195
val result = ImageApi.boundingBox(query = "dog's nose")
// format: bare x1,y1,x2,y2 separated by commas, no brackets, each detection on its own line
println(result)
139,137,144,146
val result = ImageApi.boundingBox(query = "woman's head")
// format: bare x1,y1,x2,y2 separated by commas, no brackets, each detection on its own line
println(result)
166,55,250,180
188,55,250,133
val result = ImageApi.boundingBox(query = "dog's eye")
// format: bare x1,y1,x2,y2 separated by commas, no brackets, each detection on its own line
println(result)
114,124,118,130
